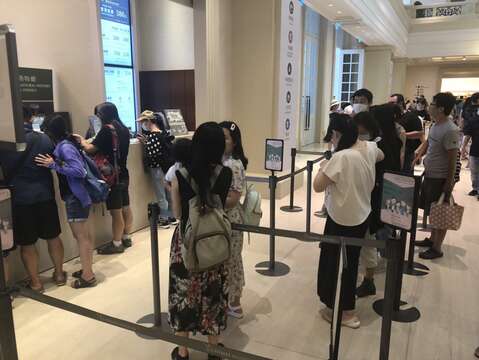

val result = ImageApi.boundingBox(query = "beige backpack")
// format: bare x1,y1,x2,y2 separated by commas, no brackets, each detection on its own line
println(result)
179,166,232,272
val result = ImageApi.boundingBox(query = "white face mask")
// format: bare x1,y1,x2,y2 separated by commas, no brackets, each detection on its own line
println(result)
353,103,368,114
141,123,149,132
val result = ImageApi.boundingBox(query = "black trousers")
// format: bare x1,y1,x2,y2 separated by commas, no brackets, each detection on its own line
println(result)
317,216,369,311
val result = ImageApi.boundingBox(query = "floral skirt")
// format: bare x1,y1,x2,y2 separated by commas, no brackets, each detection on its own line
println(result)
226,207,245,302
168,227,229,335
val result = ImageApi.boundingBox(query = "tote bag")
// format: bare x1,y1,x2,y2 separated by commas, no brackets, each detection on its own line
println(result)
429,193,464,231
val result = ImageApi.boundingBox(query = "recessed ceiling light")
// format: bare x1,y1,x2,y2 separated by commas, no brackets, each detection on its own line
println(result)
328,3,334,7
462,56,467,61
337,10,342,14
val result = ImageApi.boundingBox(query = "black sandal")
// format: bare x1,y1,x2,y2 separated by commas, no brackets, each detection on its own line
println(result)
208,343,225,360
71,277,97,289
171,347,189,360
72,270,83,279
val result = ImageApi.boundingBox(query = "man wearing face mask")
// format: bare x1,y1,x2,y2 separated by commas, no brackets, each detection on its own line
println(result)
351,88,373,115
389,94,424,173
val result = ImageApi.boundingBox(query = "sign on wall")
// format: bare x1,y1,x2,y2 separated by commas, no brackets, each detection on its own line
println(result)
18,67,54,115
277,0,302,170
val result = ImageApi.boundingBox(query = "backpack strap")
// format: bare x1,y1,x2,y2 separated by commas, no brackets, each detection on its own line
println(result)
105,124,120,184
178,166,224,196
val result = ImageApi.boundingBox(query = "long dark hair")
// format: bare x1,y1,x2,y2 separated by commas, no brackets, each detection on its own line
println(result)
189,122,225,206
95,102,129,131
219,121,249,170
42,114,80,149
371,104,402,171
328,113,358,152
353,111,380,140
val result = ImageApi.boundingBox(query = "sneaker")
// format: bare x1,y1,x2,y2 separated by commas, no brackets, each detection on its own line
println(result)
159,218,170,229
419,248,443,260
168,217,179,225
415,238,433,248
97,242,125,255
227,305,244,319
320,308,360,329
356,278,376,298
314,210,327,218
468,190,478,196
122,237,132,248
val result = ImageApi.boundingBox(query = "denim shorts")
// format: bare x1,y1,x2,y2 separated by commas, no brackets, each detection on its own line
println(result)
64,195,90,223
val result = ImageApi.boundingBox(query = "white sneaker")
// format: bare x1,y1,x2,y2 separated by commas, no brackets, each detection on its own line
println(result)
227,305,244,319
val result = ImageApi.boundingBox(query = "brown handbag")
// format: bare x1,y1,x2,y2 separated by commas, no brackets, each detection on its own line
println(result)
429,193,464,231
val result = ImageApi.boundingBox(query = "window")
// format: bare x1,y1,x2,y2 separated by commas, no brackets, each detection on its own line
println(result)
334,49,364,103
99,0,136,131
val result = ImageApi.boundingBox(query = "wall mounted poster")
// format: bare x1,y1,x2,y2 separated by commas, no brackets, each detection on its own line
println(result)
18,67,54,115
380,172,416,231
277,0,302,170
265,139,284,172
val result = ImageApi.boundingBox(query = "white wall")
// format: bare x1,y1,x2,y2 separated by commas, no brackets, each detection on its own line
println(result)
136,0,194,71
405,65,441,102
364,47,394,104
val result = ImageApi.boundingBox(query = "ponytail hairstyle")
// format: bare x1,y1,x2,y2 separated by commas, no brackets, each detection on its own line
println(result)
189,122,226,206
95,102,129,131
219,121,249,170
328,113,358,152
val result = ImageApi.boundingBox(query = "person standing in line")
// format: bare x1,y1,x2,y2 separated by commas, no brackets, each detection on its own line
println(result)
219,121,248,319
389,93,425,173
76,103,133,254
0,107,66,292
164,138,192,191
356,104,403,297
168,122,232,360
36,114,96,289
461,93,479,198
137,110,177,228
314,113,384,329
414,92,460,259
351,88,373,115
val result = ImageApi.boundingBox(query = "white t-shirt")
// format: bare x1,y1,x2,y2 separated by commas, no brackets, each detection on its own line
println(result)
165,162,182,183
322,141,382,226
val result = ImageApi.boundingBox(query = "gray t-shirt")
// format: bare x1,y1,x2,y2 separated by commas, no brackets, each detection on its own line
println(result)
424,120,460,179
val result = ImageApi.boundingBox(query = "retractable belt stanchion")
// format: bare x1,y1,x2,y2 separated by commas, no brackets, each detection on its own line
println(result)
306,160,313,234
0,235,19,360
255,175,290,277
373,230,420,323
404,174,429,276
280,148,303,213
136,203,170,338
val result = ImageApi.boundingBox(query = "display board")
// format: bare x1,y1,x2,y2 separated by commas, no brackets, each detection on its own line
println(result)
0,25,25,150
18,67,54,115
265,139,284,172
380,172,418,231
104,66,135,131
276,0,302,169
163,109,188,136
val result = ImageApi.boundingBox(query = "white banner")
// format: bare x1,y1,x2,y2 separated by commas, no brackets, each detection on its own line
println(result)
277,0,302,170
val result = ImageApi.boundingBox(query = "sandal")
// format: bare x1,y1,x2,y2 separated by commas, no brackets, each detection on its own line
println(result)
52,271,68,286
208,343,225,360
26,283,45,294
72,270,83,279
71,277,97,289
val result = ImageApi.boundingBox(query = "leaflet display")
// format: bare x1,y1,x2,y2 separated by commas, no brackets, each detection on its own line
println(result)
265,139,284,172
163,109,188,136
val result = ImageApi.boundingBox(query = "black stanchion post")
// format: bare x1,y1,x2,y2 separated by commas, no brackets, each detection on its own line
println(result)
379,237,401,360
149,202,162,327
136,202,171,338
255,175,290,277
306,160,313,233
281,148,303,213
0,236,19,360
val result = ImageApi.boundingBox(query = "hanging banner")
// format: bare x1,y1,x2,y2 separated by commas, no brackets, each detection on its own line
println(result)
276,0,302,170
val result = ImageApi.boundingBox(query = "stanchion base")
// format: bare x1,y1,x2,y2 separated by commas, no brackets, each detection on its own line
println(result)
373,299,420,323
403,262,430,276
136,313,172,339
255,261,290,277
280,205,303,213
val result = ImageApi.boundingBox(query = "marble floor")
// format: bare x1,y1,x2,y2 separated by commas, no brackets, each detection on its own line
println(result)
9,154,479,360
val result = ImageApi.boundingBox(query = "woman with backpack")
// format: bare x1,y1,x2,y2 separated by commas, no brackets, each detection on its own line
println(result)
76,102,133,255
137,110,176,229
219,121,247,319
168,122,232,360
35,114,96,289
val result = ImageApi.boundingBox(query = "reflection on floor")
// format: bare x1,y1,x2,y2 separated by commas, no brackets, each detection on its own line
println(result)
11,156,479,360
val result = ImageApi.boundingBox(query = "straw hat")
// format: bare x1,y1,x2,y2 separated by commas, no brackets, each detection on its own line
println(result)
136,110,155,122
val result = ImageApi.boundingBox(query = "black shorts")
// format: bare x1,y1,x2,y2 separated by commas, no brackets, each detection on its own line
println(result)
419,177,446,215
13,200,62,246
106,183,130,210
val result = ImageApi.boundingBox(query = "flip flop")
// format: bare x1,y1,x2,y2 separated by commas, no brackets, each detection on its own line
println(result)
52,271,68,286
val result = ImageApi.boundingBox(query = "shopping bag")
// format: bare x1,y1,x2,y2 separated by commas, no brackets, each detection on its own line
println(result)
429,193,464,231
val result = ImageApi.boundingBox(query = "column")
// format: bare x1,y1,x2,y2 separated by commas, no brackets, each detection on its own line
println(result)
364,46,394,104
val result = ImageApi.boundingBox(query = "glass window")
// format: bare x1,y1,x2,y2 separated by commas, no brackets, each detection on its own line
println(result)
100,0,136,132
343,63,350,73
352,54,360,63
351,64,359,73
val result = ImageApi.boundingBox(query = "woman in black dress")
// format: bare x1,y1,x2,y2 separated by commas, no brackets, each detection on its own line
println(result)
168,122,232,360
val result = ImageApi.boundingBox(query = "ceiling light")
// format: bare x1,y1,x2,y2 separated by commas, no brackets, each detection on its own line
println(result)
463,56,467,61
328,3,334,7
432,57,443,61
337,10,342,14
